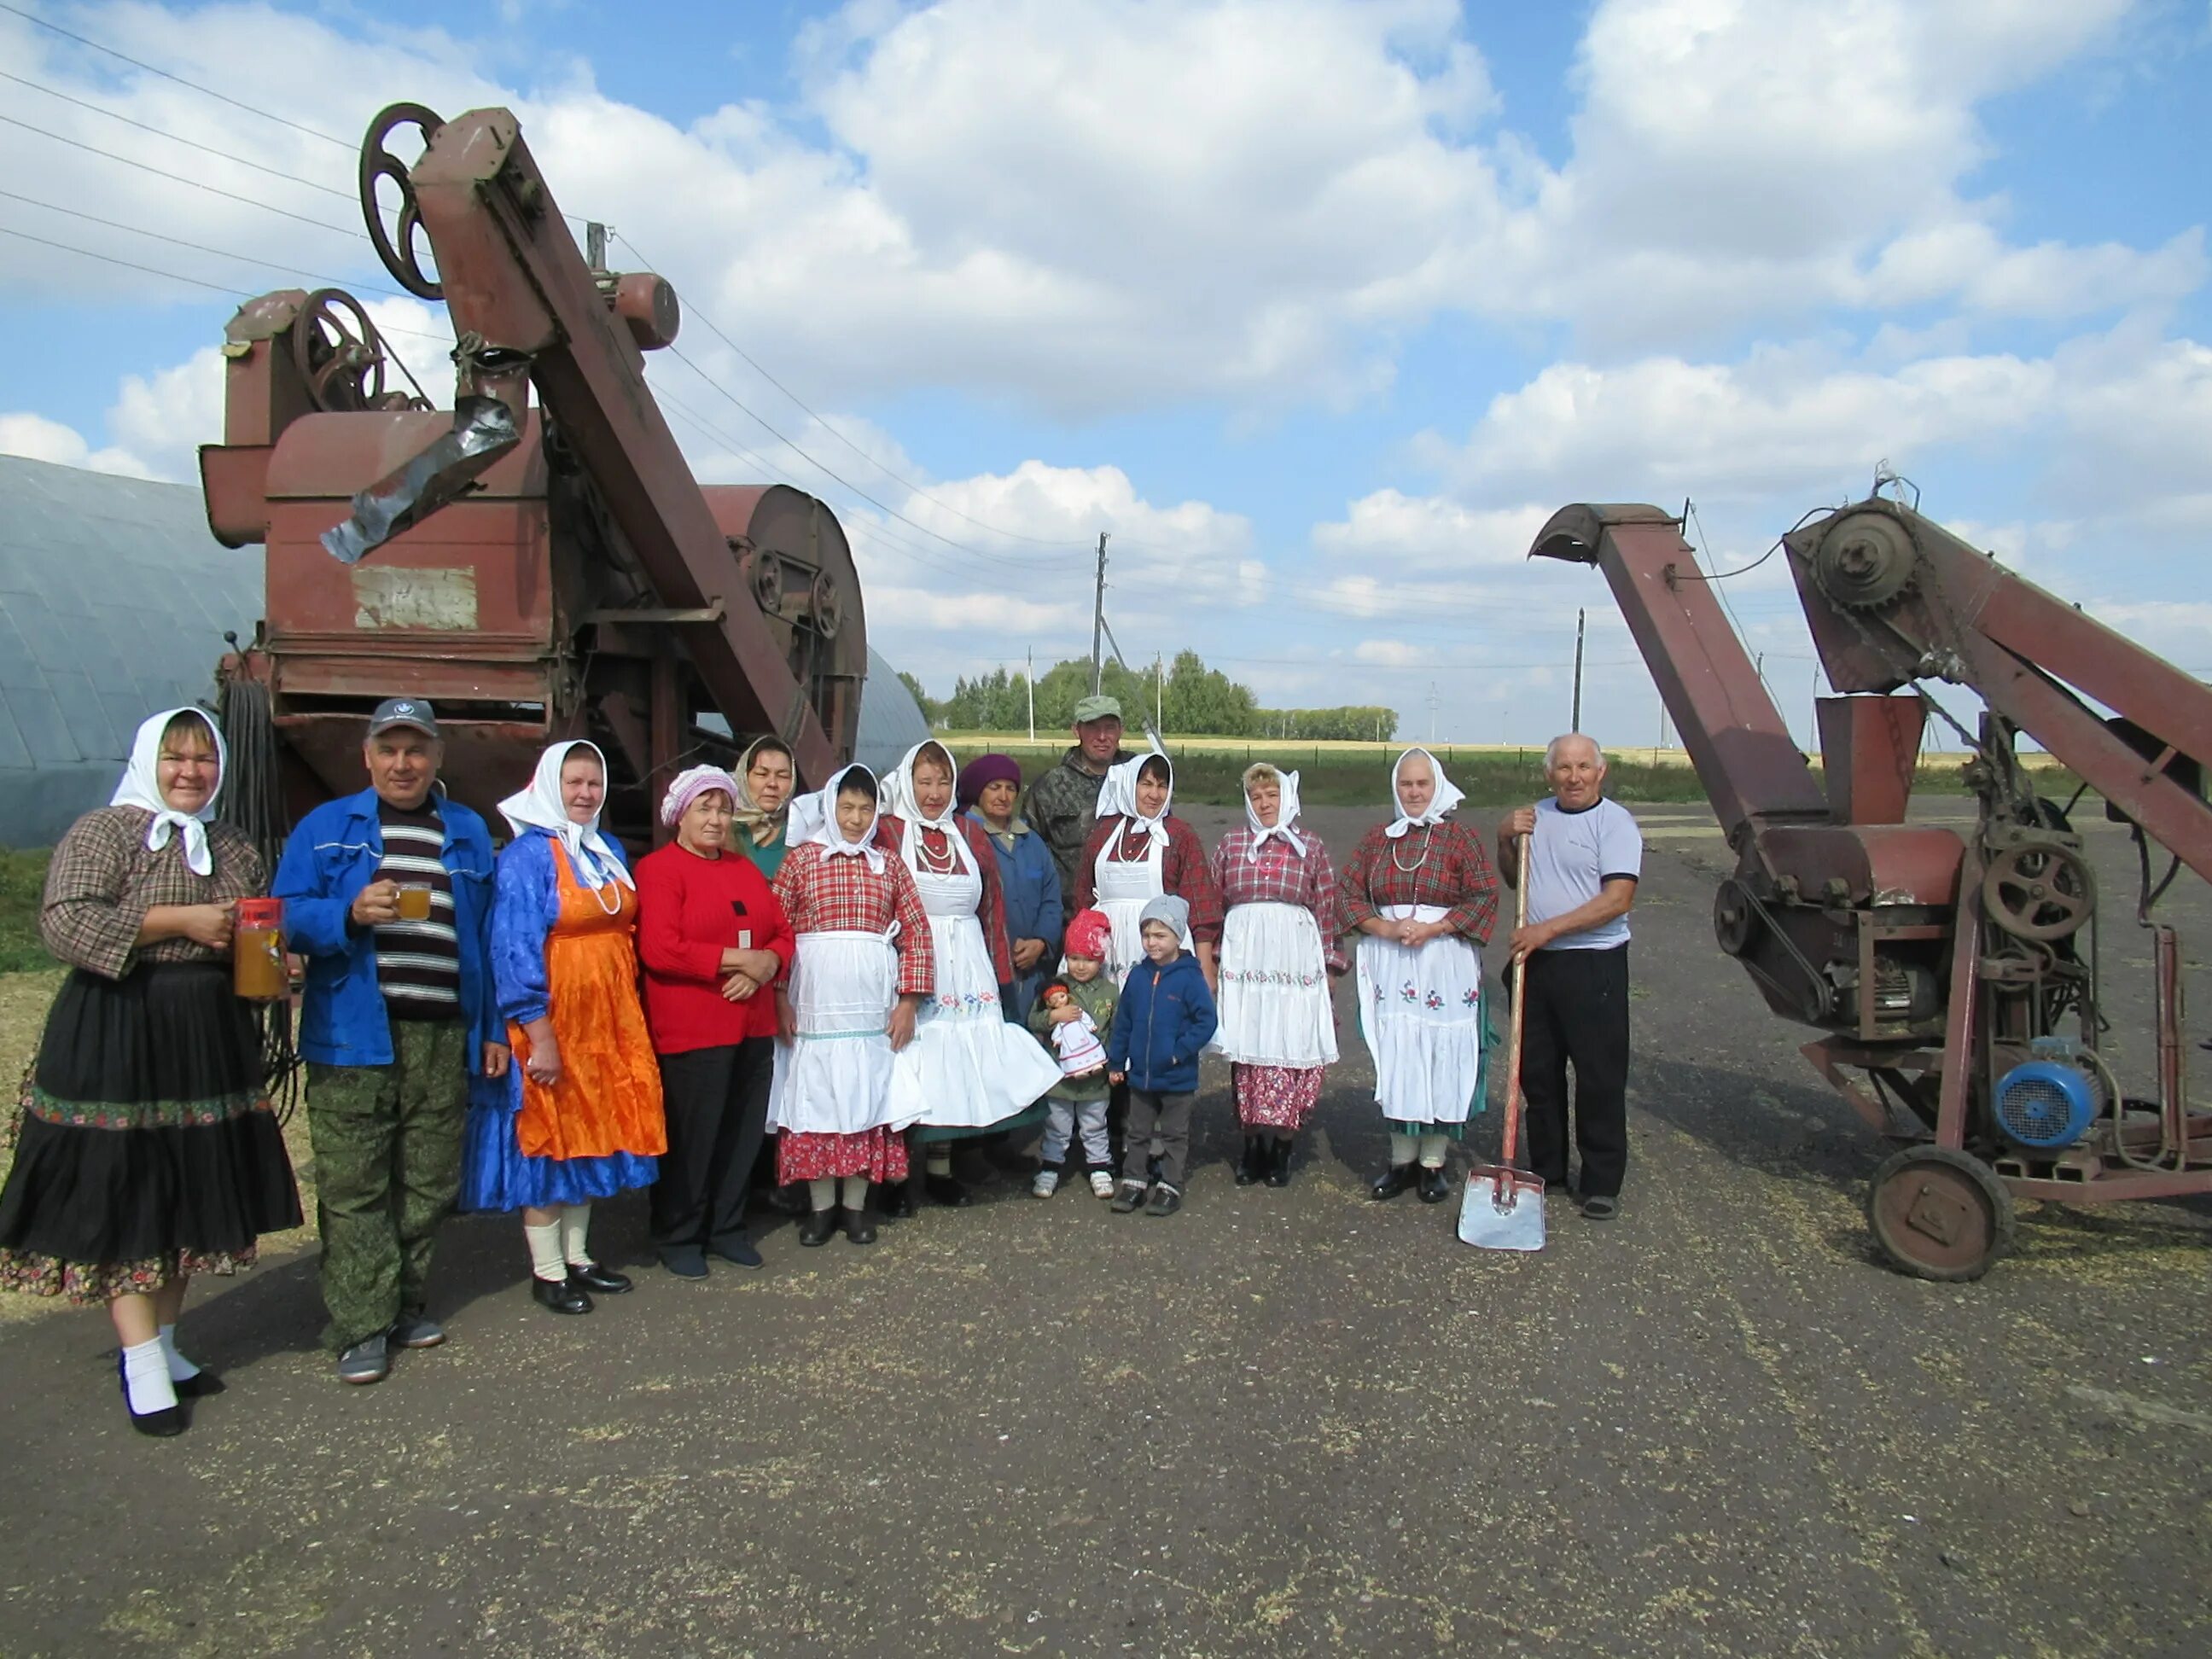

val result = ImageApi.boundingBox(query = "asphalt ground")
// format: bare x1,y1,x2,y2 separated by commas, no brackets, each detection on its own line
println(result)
1,800,2206,1656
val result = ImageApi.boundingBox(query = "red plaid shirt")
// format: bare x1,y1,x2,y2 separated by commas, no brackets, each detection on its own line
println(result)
1074,814,1225,944
1211,829,1347,973
875,814,1015,984
1337,819,1499,946
771,842,935,998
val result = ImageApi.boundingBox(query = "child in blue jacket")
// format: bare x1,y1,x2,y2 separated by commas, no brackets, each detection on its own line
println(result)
1104,894,1218,1216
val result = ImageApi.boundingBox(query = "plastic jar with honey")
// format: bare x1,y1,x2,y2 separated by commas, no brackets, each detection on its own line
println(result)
233,897,288,1001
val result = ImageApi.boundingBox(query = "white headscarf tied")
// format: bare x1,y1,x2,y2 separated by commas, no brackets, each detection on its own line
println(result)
1244,766,1307,860
787,763,886,873
1384,746,1464,840
110,707,226,876
885,741,977,877
1097,747,1173,830
498,741,634,889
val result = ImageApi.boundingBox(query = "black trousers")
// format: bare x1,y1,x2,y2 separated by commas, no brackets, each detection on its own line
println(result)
1518,945,1631,1199
650,1038,773,1253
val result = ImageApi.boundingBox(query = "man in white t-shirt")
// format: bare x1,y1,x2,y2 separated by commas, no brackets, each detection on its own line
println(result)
1499,734,1642,1220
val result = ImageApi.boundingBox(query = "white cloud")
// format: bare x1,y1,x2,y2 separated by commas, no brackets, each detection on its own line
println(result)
0,410,154,478
1313,492,1545,570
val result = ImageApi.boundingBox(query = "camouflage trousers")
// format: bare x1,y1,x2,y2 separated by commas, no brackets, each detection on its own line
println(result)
306,1020,469,1352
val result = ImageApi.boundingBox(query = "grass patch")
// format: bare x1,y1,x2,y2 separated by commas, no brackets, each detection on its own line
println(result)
0,850,53,974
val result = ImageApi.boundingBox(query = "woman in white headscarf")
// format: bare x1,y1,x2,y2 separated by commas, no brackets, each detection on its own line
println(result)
0,707,300,1438
1336,747,1501,1204
1073,750,1222,986
467,741,664,1317
766,764,935,1245
1208,764,1344,1188
876,741,1062,1208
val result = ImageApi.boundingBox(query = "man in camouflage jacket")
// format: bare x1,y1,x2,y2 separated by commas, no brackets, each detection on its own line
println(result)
1022,695,1134,923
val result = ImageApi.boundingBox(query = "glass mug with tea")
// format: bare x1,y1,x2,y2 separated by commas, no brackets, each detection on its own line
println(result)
395,883,434,922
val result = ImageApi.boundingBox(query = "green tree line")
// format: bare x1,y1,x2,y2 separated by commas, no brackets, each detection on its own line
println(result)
911,655,1395,742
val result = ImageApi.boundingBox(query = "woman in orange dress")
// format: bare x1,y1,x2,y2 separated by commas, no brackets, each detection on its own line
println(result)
464,742,665,1315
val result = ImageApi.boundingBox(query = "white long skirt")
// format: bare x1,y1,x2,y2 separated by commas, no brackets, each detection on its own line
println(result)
898,913,1062,1128
1212,901,1338,1068
1353,905,1483,1126
768,930,923,1137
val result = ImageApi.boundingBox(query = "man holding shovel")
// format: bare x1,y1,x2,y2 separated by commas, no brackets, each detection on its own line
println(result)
1498,734,1641,1220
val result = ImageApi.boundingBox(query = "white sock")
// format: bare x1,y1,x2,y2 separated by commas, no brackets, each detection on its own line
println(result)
524,1219,568,1282
841,1176,870,1211
1419,1133,1449,1168
926,1149,952,1177
1388,1132,1420,1167
157,1323,200,1383
808,1178,837,1212
560,1202,594,1268
121,1336,177,1415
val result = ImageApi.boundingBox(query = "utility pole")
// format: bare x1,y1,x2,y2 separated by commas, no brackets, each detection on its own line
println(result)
1155,651,1164,731
1570,608,1586,733
1428,680,1441,743
1090,533,1109,696
585,221,608,274
1026,648,1035,742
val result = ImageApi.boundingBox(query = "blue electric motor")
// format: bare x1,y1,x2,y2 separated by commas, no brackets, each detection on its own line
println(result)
1992,1059,2099,1150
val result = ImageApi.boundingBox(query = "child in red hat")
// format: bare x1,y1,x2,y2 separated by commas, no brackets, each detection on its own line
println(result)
1026,909,1118,1197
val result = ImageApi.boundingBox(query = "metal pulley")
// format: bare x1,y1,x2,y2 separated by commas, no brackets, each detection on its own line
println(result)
1811,510,1919,612
1981,833,2095,941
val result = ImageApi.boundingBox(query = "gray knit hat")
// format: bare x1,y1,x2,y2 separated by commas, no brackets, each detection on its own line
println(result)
1137,894,1190,937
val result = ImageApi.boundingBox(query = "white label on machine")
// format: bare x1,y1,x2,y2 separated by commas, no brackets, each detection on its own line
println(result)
352,567,480,631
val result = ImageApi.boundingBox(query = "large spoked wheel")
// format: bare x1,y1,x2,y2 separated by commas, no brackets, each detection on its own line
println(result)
360,102,446,300
1866,1146,2016,1283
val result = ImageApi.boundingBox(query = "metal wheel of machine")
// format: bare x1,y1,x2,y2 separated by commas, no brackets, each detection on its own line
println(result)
1981,839,2095,942
1865,1145,2016,1283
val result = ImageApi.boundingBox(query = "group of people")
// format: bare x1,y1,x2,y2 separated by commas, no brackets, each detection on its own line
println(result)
0,691,1639,1441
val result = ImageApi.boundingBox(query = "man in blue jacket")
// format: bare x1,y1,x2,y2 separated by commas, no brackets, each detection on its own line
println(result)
273,699,509,1383
1104,895,1218,1217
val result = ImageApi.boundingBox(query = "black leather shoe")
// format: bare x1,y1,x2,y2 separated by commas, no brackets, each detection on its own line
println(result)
797,1209,839,1247
844,1206,879,1244
568,1261,632,1295
118,1359,186,1437
1417,1164,1452,1204
1234,1136,1264,1186
172,1370,227,1399
924,1173,972,1208
878,1180,918,1220
1370,1162,1419,1202
1264,1138,1293,1189
531,1274,592,1315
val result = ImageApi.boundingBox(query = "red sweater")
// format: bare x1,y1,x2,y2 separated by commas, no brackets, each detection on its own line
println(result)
635,841,795,1053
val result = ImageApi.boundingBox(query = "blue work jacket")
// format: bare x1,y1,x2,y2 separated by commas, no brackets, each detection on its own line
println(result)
1104,951,1218,1095
968,807,1063,1019
271,784,501,1069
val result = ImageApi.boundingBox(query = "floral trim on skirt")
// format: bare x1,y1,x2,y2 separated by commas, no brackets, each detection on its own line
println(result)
0,1246,257,1305
1232,1062,1324,1132
777,1126,911,1185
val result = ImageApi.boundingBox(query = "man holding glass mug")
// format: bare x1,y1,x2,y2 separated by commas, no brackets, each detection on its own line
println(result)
273,699,508,1384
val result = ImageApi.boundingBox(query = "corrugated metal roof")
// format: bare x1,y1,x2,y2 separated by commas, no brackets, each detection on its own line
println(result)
0,452,931,844
0,454,261,847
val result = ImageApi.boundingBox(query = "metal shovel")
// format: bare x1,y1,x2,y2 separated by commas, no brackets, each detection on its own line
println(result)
1459,832,1546,1252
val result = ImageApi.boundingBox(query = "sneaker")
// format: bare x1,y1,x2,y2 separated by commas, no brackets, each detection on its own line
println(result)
1109,1179,1148,1214
336,1333,390,1385
1031,1168,1061,1198
1144,1182,1183,1217
1088,1170,1116,1199
387,1313,445,1349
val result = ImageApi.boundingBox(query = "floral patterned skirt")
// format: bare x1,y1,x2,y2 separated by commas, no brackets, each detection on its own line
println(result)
0,963,300,1303
1232,1064,1325,1132
776,1126,911,1185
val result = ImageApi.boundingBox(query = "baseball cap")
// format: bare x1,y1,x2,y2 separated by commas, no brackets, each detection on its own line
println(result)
366,697,440,739
1072,695,1122,725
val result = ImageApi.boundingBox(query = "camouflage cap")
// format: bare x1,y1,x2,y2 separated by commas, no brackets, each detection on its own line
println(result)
1072,695,1123,725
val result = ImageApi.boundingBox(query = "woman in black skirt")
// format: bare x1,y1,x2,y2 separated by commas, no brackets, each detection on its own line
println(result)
0,707,300,1436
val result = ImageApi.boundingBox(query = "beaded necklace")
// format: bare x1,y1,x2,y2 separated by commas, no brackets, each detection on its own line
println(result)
1390,826,1435,876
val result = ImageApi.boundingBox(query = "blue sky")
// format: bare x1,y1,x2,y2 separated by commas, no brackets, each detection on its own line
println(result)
3,0,2209,747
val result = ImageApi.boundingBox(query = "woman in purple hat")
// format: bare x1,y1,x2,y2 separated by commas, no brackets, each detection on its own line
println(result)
958,752,1062,1021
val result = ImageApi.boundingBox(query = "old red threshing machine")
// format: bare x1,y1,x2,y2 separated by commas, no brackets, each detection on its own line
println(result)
1531,499,2211,1279
199,104,864,845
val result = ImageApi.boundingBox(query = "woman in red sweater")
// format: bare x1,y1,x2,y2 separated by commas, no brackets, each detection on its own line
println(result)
635,766,795,1278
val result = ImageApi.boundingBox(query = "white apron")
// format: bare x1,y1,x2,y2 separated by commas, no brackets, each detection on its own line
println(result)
894,847,1062,1128
1213,901,1338,1068
768,928,923,1136
1353,904,1483,1125
1092,819,1190,981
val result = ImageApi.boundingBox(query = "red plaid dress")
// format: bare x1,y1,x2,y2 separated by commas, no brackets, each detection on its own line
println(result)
1336,821,1499,944
1212,829,1346,1131
1074,814,1225,942
769,843,934,1183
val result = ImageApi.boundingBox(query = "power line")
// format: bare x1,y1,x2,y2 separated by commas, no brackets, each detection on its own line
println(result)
0,113,368,239
0,0,354,150
0,67,358,200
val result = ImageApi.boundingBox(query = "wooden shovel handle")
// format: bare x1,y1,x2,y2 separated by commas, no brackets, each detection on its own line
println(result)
1500,832,1532,1167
